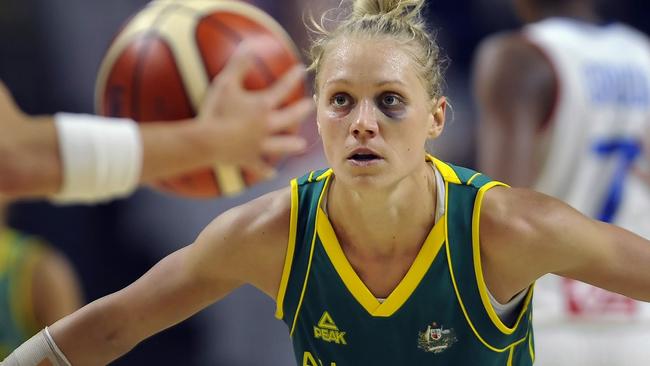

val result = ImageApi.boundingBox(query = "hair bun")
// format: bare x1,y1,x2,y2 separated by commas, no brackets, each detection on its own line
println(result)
352,0,425,21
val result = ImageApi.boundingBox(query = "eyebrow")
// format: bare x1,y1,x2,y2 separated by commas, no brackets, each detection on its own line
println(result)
322,78,408,88
322,78,351,88
375,80,407,87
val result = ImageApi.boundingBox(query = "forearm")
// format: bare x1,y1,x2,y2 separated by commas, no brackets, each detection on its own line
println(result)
51,247,232,365
556,221,650,302
139,120,219,183
0,113,220,200
48,293,141,366
595,222,650,302
0,116,62,198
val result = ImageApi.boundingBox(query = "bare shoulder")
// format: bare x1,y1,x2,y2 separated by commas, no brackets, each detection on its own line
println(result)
478,186,597,300
201,186,291,248
193,186,292,298
480,185,573,240
480,186,592,255
478,187,551,267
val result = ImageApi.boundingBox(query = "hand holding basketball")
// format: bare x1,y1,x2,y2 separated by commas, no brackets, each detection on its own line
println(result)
96,0,312,197
197,40,312,178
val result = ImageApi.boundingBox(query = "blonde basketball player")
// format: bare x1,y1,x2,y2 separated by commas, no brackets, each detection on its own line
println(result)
0,40,312,203
474,0,650,364
3,0,650,365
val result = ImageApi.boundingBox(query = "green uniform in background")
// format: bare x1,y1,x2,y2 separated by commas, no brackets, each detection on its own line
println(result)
276,157,535,365
0,229,46,358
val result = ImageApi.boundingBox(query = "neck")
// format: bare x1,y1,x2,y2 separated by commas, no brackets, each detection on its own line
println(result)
531,2,600,23
327,162,437,257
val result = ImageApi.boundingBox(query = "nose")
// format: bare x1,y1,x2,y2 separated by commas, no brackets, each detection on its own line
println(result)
350,99,378,140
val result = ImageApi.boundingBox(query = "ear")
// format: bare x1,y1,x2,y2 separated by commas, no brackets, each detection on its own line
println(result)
428,97,446,139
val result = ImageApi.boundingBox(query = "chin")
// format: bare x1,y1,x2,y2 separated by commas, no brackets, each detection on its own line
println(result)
334,167,393,189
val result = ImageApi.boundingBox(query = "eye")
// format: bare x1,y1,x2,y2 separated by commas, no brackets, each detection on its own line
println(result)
380,93,403,107
330,93,352,108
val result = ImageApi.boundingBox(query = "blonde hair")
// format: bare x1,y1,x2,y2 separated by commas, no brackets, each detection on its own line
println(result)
309,0,444,103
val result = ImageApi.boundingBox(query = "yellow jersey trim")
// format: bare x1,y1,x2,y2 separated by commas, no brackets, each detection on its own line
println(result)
445,181,529,352
289,174,332,337
506,345,514,366
472,182,533,335
316,207,446,318
528,330,535,362
467,172,482,186
275,179,299,319
315,169,332,182
428,155,462,184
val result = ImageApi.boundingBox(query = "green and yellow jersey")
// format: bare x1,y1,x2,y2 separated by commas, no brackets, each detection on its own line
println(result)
0,229,46,358
275,157,535,365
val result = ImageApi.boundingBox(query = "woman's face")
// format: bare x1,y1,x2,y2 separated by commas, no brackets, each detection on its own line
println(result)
316,36,445,189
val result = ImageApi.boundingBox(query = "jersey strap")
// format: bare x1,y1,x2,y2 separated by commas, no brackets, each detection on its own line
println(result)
442,161,534,353
275,169,332,337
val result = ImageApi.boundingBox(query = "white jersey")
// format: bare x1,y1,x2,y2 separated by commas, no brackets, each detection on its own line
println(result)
528,18,650,238
524,18,650,366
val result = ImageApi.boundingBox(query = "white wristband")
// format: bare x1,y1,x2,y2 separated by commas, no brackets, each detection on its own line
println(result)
2,327,71,366
51,112,142,204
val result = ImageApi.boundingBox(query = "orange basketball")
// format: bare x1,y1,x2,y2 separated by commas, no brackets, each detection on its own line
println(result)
95,0,304,197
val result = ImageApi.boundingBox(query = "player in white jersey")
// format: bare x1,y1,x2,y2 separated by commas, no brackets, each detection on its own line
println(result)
474,0,650,365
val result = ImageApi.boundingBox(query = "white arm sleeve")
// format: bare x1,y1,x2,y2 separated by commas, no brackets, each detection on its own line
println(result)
2,327,71,366
51,112,142,204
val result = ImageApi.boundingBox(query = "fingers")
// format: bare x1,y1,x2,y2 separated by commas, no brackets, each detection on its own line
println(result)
268,97,314,133
262,64,307,108
200,41,257,115
213,40,256,87
261,135,307,156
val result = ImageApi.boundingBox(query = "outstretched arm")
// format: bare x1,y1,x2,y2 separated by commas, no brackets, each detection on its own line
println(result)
473,33,556,186
479,187,650,304
3,188,290,365
0,40,312,200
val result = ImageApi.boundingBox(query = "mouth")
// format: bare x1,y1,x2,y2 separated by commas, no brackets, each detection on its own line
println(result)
346,148,383,165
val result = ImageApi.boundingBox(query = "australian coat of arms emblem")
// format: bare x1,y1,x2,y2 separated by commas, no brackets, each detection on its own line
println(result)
417,322,458,354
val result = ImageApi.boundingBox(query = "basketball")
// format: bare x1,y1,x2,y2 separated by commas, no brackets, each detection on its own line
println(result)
95,0,304,197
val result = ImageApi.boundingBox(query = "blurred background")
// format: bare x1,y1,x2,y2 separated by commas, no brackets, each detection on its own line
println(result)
0,0,648,364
